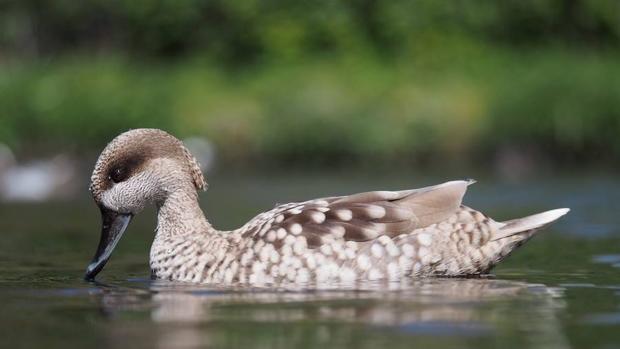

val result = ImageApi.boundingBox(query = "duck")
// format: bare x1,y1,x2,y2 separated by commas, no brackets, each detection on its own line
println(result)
85,128,569,285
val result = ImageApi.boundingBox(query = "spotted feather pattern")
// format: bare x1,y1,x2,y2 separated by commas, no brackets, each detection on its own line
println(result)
150,180,530,285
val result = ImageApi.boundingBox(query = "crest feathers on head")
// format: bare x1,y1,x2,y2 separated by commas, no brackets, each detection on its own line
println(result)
181,143,207,191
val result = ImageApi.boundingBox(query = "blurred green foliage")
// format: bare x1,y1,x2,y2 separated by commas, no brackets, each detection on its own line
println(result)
1,0,619,168
3,0,620,60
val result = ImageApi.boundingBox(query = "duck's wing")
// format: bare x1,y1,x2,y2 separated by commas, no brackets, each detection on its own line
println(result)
243,180,474,248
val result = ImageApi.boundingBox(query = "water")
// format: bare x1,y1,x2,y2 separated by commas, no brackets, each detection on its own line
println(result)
1,172,619,349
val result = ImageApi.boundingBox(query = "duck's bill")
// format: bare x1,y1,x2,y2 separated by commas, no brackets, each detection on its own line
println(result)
84,208,133,281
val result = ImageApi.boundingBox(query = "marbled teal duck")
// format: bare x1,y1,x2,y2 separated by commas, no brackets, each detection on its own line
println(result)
85,129,569,285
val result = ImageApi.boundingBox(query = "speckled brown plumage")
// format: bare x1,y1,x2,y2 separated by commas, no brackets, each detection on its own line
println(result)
87,128,570,285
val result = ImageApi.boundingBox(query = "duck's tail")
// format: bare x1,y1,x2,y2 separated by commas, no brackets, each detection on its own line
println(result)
492,208,570,241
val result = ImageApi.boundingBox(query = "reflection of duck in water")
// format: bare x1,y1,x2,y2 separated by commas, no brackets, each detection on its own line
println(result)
96,279,568,349
85,129,569,285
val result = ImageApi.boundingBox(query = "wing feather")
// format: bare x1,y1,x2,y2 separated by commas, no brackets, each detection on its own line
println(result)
246,180,473,249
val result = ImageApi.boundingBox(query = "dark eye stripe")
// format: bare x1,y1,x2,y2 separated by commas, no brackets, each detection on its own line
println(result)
109,167,129,183
105,153,148,186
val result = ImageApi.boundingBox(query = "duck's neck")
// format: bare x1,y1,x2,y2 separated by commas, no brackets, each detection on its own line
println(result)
155,187,215,239
150,187,231,280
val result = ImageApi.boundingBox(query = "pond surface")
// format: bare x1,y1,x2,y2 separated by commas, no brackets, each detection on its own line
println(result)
1,172,619,349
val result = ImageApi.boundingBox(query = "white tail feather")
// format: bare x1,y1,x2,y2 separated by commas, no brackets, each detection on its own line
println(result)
492,208,570,241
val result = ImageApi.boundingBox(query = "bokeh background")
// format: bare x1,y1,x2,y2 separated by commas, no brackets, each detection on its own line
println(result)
1,0,619,199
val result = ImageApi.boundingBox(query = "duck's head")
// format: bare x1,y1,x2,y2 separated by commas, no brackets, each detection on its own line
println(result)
84,128,206,280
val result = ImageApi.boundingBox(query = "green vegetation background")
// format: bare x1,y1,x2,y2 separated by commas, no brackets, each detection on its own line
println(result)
1,0,619,169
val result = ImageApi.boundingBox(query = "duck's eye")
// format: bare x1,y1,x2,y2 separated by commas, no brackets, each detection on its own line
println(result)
109,167,129,183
